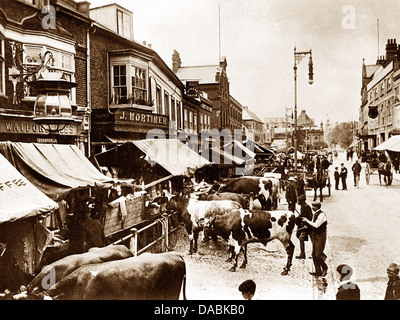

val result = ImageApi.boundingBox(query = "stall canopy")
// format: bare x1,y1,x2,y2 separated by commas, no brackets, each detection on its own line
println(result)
132,139,211,176
0,153,58,224
96,138,211,177
374,135,400,152
200,146,245,166
0,141,115,201
223,140,256,159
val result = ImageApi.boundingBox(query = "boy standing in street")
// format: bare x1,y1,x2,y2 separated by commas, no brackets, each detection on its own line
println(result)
334,167,340,190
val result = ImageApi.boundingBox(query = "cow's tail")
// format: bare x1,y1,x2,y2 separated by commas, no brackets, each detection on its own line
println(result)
181,274,187,300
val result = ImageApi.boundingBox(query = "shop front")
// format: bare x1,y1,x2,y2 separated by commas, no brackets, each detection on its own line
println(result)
0,115,82,145
91,108,170,155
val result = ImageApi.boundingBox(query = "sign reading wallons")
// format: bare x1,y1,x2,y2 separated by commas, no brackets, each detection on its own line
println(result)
0,120,78,135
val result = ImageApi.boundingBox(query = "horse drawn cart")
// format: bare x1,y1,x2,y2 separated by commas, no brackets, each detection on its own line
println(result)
302,167,331,202
365,159,393,186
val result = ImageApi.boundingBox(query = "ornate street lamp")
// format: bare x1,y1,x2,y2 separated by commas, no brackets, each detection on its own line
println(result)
29,72,78,133
293,45,314,171
9,43,79,134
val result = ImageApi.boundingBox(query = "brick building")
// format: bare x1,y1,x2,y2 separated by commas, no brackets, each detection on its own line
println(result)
0,0,91,151
88,3,185,155
173,51,238,133
358,39,400,151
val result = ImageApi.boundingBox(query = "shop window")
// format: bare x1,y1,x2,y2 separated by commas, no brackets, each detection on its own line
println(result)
194,113,197,132
177,101,182,129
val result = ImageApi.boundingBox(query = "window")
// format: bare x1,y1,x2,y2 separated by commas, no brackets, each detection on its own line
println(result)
184,109,188,128
164,92,170,118
23,44,75,101
117,10,131,39
112,65,127,104
0,36,4,95
17,0,42,8
387,77,392,91
200,112,203,130
131,66,146,104
194,113,197,132
380,82,385,96
189,111,193,129
170,97,176,123
111,64,149,106
177,102,182,129
156,86,162,114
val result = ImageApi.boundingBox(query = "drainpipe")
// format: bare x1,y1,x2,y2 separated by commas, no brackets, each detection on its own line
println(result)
86,23,95,157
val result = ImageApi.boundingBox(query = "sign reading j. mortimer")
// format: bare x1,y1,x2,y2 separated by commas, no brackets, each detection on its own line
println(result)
115,110,169,128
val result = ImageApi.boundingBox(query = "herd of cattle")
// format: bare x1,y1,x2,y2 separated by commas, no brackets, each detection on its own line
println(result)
5,175,303,300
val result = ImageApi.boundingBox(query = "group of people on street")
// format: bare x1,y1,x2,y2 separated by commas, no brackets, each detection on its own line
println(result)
333,159,362,190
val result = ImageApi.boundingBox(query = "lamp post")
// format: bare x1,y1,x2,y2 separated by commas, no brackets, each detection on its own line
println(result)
293,45,313,171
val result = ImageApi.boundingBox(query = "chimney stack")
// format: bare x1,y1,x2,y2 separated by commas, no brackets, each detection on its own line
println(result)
172,50,181,73
386,38,397,62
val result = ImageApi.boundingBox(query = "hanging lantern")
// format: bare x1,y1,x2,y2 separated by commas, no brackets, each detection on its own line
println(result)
29,72,78,133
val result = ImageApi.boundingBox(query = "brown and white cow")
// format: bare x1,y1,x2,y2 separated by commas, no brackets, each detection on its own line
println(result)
167,195,241,254
27,245,133,294
217,176,280,210
197,192,248,209
44,252,187,300
206,208,296,275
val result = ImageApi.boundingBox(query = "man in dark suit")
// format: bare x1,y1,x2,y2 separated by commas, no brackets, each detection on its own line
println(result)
340,163,348,190
295,194,312,259
336,264,361,300
285,177,297,212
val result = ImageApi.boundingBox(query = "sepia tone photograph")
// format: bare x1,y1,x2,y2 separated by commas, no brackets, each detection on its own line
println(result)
0,0,400,304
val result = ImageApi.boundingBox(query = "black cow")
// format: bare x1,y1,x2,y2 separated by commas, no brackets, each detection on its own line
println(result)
217,177,279,210
45,252,187,300
206,208,296,275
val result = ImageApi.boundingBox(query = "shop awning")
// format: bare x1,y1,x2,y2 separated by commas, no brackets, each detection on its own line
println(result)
200,146,245,166
0,142,115,201
223,140,256,159
0,153,58,224
347,139,362,150
374,135,400,152
132,139,211,177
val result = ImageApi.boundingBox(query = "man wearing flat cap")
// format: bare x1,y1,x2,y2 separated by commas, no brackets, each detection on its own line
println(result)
295,194,312,259
384,263,400,300
302,201,328,277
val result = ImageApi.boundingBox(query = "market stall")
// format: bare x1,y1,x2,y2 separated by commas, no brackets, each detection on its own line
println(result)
0,153,58,291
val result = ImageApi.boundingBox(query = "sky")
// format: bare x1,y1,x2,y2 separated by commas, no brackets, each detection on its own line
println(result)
86,0,400,125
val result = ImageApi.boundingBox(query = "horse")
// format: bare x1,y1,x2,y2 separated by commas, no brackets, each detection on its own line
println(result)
306,165,327,202
378,161,393,186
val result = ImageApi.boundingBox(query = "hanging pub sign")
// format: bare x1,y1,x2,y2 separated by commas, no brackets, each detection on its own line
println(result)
368,105,378,119
185,81,199,98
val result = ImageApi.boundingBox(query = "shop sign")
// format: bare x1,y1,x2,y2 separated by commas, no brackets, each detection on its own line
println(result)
0,120,78,136
116,110,169,128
